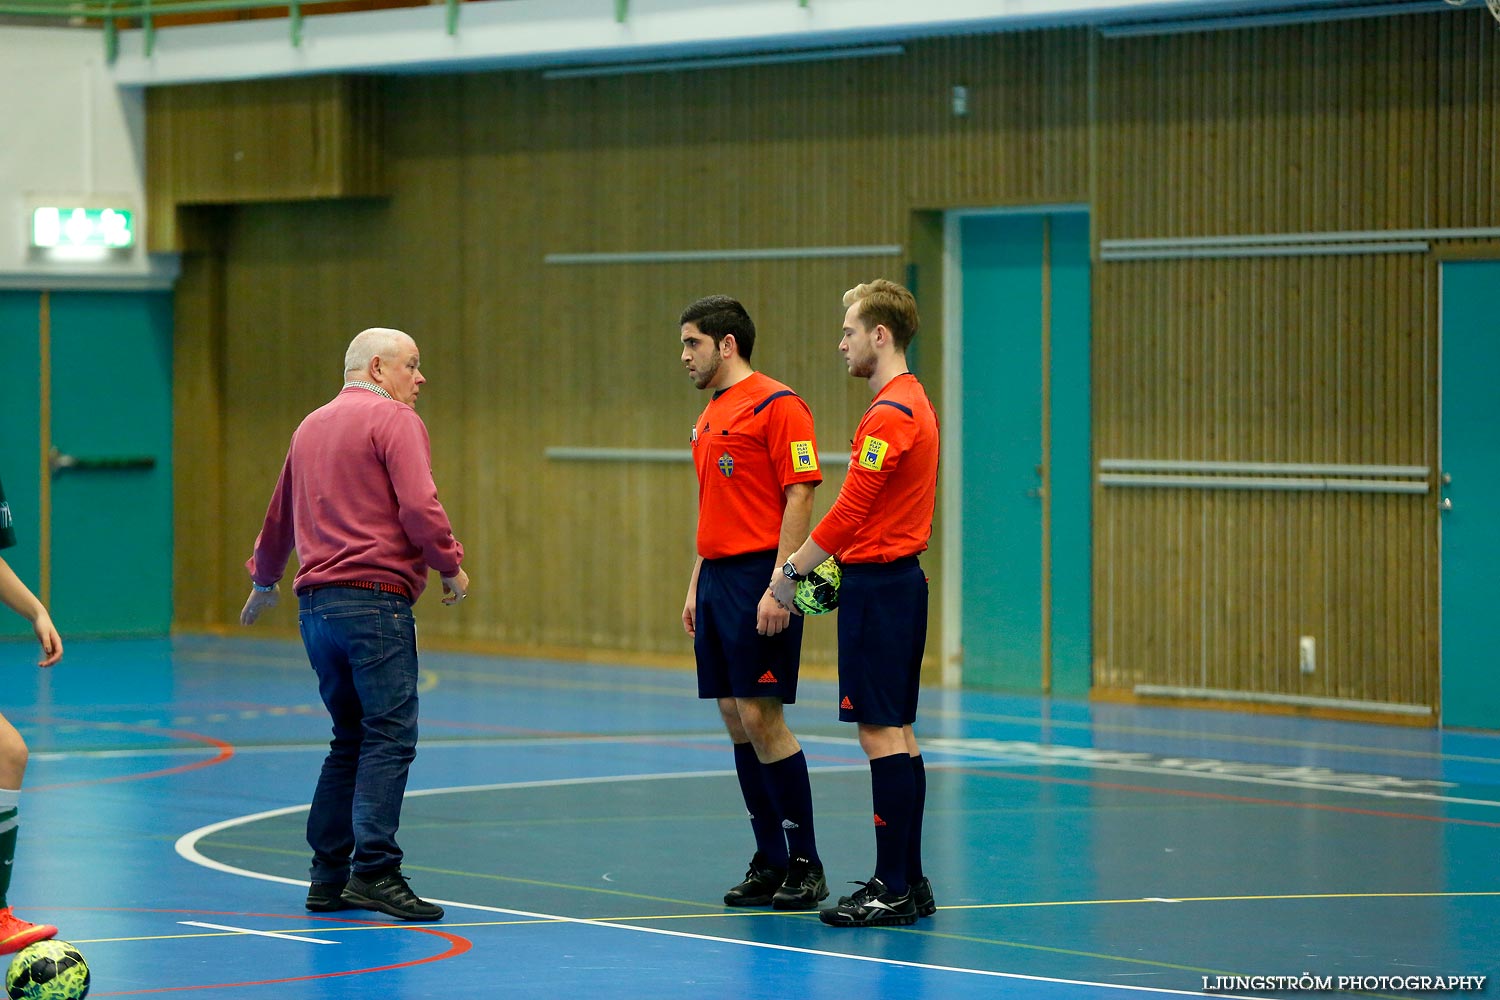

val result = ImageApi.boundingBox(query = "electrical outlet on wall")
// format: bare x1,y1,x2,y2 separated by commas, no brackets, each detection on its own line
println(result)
952,85,969,117
1299,636,1316,674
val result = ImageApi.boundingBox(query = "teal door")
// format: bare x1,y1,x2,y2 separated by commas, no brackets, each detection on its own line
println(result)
1439,261,1500,729
0,290,173,640
957,211,1091,696
0,293,46,641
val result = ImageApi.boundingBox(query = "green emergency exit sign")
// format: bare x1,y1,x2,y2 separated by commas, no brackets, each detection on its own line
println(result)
31,206,135,249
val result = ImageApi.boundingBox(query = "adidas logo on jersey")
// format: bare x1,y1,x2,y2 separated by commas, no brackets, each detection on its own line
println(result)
758,671,777,684
840,696,853,710
872,813,887,827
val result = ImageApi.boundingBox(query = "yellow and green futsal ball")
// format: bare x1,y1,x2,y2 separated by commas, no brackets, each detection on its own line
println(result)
793,556,841,616
6,941,90,1000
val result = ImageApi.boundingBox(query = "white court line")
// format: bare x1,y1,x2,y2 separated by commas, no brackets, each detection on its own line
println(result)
178,920,339,945
45,728,1500,808
173,767,1257,999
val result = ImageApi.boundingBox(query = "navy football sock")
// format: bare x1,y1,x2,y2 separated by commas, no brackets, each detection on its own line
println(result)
907,754,926,883
869,752,914,894
733,741,788,868
764,750,820,864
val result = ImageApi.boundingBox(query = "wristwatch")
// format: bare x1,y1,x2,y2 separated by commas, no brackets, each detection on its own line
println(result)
252,582,277,593
782,559,807,582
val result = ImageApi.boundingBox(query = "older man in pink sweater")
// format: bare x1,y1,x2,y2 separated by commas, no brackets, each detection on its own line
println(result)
241,327,468,922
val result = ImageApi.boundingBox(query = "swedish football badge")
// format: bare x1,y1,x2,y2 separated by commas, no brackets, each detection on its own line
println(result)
718,453,735,477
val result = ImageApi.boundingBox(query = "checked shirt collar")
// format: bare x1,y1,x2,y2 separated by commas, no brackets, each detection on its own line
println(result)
345,380,394,400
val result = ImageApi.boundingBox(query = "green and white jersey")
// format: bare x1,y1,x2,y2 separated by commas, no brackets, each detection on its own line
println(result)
0,475,16,551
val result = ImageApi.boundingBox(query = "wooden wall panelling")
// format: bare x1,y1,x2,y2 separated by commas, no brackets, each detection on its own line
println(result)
1093,247,1438,706
1087,15,1496,715
171,248,227,630
146,75,385,253
159,18,1489,714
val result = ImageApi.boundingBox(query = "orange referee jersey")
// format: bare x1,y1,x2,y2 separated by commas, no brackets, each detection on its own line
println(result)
693,371,822,560
811,372,939,563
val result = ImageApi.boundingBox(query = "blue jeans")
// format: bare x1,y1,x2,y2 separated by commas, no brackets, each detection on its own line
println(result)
298,586,420,883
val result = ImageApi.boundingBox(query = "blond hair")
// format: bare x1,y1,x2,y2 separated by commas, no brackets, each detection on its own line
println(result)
843,279,919,351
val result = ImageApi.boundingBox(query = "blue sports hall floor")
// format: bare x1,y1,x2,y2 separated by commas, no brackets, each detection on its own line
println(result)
5,635,1497,999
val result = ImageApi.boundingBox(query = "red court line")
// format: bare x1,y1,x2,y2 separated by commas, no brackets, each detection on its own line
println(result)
28,719,234,791
55,908,472,996
961,766,1500,828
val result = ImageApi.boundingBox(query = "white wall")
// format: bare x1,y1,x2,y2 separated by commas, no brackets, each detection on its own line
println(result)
0,27,175,289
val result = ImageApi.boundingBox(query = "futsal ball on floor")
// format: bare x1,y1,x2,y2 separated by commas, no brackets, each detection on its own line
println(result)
6,941,90,1000
794,556,841,616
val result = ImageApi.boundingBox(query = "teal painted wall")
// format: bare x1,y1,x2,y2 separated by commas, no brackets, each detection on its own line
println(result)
1439,260,1500,728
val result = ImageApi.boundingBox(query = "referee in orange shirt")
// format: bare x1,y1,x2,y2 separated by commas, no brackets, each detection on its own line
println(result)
772,279,940,928
679,295,829,911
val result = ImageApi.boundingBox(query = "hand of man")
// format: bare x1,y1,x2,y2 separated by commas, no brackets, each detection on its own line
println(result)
768,574,798,612
757,586,792,635
441,568,469,605
32,609,62,667
240,585,279,625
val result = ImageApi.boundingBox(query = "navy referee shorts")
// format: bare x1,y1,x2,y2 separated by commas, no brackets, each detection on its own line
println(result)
836,555,928,726
695,550,804,703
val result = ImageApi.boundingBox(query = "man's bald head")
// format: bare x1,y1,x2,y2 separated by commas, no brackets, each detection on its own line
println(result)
344,328,414,378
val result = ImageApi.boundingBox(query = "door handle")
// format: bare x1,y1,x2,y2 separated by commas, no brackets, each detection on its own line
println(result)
49,446,157,477
1439,497,1453,511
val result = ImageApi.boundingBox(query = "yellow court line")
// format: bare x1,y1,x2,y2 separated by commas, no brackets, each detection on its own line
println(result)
575,888,1500,920
409,865,724,910
894,889,1500,913
191,842,1500,919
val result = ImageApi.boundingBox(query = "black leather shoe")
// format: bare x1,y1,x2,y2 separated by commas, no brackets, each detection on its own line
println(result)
723,852,787,907
819,877,917,927
341,870,444,921
911,876,937,917
772,857,829,910
305,880,349,912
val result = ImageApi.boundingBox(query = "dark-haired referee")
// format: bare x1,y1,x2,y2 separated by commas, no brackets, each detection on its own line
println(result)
771,279,940,928
679,295,828,911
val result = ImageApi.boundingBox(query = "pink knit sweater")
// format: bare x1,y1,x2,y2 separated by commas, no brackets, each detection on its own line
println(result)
247,385,463,602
